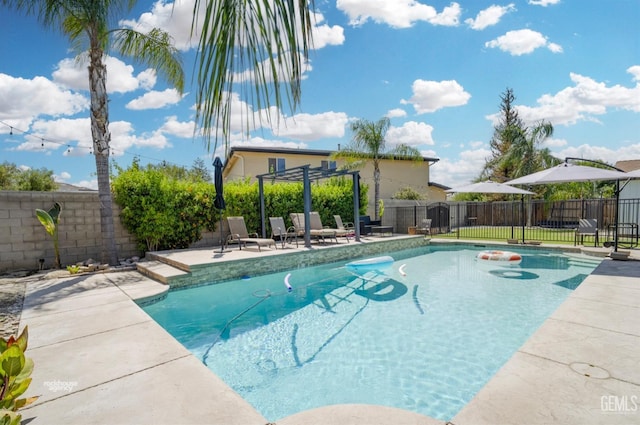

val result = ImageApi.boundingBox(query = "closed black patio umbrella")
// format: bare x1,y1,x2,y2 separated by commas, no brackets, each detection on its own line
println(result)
213,157,226,253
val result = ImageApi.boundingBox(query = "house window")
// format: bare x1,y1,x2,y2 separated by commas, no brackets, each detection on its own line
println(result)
321,160,337,170
268,157,286,175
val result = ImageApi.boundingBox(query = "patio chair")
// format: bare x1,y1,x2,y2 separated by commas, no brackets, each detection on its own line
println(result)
575,218,599,247
226,216,276,251
416,218,432,235
310,212,350,242
290,212,338,244
269,216,298,248
334,215,356,239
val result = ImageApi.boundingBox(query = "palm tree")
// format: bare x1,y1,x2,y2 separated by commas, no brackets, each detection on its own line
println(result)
500,121,559,179
193,0,315,154
4,0,184,265
334,117,423,219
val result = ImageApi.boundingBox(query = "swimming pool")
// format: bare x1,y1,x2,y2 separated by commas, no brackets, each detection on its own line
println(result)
143,244,601,421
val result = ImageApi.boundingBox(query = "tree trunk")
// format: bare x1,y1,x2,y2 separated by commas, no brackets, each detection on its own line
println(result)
89,45,118,265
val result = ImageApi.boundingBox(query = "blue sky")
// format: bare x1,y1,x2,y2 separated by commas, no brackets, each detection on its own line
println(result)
1,0,639,190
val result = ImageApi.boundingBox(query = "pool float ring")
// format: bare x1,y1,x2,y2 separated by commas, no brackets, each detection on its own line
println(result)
476,250,522,265
346,256,394,273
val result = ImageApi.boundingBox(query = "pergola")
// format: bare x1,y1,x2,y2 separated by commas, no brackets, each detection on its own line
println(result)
255,165,361,248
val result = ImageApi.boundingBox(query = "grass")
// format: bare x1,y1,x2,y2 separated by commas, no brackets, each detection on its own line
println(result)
435,226,586,246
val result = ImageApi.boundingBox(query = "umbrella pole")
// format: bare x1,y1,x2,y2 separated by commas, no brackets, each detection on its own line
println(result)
220,214,224,253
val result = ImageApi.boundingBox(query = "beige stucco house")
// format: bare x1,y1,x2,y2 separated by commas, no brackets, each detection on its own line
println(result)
223,146,446,215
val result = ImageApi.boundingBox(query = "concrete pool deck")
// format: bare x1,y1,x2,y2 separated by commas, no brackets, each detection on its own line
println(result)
16,238,640,424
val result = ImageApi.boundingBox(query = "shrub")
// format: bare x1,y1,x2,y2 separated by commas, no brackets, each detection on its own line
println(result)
112,164,368,253
0,327,37,425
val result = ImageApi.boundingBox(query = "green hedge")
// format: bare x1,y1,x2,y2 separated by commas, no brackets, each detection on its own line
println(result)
112,170,367,252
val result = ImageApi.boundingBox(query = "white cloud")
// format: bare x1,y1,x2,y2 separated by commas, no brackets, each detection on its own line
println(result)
529,0,561,6
387,121,435,146
486,70,640,126
429,146,492,187
386,108,408,118
159,116,196,138
233,51,313,84
52,56,153,93
336,0,461,29
465,4,516,30
272,111,349,141
0,74,88,120
119,0,199,51
401,79,471,114
126,88,184,110
55,171,71,181
485,29,562,55
311,12,346,48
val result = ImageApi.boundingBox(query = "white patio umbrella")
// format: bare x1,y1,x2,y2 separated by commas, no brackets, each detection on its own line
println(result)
445,180,534,195
505,162,628,185
446,181,534,244
505,162,629,251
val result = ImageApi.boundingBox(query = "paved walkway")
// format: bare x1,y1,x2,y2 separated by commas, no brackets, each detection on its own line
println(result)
16,241,640,424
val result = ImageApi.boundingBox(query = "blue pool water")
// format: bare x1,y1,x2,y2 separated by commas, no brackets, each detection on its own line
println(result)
143,245,601,421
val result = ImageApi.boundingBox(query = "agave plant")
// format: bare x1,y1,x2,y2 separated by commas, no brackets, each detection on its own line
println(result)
0,327,38,425
35,202,61,269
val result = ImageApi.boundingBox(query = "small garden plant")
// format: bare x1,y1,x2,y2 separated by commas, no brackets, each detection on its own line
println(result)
35,202,62,269
0,327,37,425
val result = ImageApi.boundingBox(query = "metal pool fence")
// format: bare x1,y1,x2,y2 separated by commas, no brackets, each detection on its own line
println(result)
382,198,640,247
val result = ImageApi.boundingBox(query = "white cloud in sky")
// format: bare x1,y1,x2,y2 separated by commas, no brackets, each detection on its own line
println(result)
336,0,461,29
386,108,408,118
401,79,471,113
310,12,346,48
387,121,435,147
159,116,196,138
429,146,492,187
119,0,200,51
126,88,184,110
0,74,87,120
485,29,562,55
485,69,640,126
529,0,561,6
52,56,154,93
272,111,349,141
465,4,516,30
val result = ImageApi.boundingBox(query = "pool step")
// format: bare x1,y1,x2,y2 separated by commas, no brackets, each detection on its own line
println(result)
137,260,188,284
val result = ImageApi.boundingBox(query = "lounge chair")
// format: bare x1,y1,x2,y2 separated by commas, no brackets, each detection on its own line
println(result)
269,216,298,248
334,215,355,239
416,218,432,235
575,218,599,246
226,216,276,251
290,212,338,244
310,212,350,242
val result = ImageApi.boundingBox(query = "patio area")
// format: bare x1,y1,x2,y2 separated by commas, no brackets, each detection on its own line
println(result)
10,238,640,424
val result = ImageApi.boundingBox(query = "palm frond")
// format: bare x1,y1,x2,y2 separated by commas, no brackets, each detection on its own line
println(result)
112,28,184,93
193,0,315,154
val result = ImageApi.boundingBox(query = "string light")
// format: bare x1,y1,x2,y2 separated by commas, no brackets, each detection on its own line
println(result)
0,119,194,169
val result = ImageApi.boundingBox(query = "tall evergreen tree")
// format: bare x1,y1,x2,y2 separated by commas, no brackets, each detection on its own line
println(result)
481,88,525,182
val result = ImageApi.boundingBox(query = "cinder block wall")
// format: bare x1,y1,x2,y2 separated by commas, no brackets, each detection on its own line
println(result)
0,191,141,272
